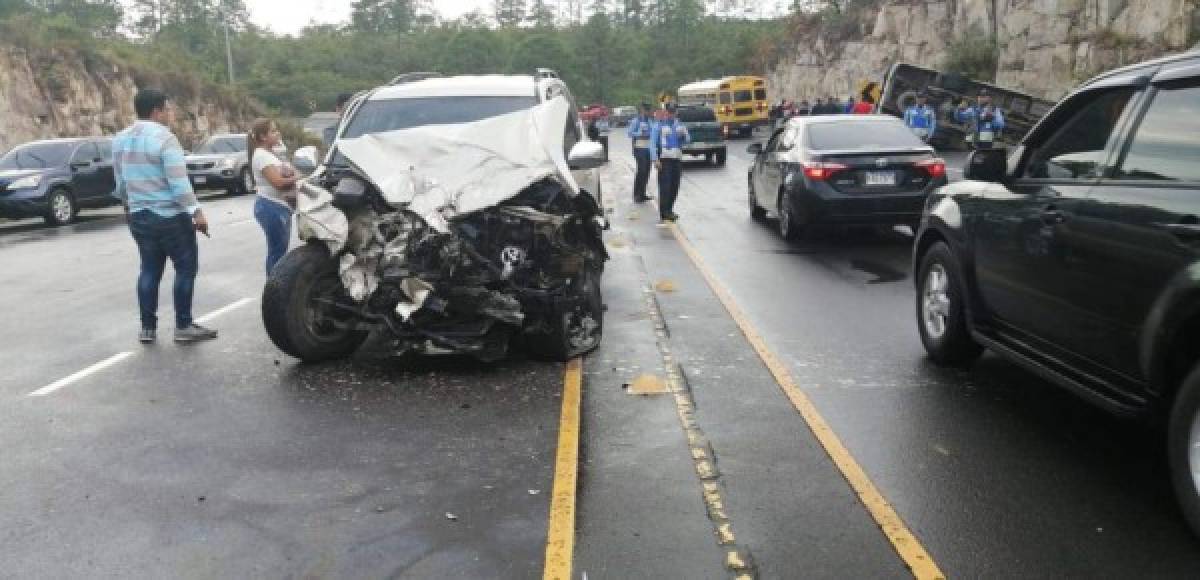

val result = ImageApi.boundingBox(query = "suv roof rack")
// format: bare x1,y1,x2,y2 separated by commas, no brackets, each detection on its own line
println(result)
535,68,560,80
389,72,441,85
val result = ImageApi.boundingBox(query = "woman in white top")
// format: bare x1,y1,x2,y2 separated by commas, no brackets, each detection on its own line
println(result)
247,118,298,274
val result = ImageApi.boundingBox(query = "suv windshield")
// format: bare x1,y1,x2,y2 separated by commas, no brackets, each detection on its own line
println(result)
196,137,245,154
341,95,539,139
807,121,925,150
677,107,717,123
0,142,73,170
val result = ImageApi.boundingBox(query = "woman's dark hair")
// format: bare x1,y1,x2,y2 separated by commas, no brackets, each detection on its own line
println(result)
134,89,168,119
246,118,274,187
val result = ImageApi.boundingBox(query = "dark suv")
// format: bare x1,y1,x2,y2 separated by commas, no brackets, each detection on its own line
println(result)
912,51,1200,534
0,138,116,226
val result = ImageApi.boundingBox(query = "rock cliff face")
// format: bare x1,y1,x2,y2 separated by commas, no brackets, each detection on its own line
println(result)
768,0,1200,102
0,43,261,152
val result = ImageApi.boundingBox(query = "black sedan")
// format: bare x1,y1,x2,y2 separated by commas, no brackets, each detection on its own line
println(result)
0,138,116,226
746,115,946,239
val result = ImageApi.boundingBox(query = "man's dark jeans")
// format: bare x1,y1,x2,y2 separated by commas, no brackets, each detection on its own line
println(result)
633,148,652,201
129,210,197,330
657,158,682,219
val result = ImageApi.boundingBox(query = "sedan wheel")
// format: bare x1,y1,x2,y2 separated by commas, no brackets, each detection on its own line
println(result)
777,193,799,240
748,178,766,221
44,189,76,226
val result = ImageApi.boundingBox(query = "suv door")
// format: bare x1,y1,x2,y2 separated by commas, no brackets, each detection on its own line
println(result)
971,85,1140,353
93,139,116,202
1068,78,1200,381
68,142,102,200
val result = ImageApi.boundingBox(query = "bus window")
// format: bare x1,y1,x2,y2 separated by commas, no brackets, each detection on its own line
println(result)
734,90,753,102
719,92,732,104
754,89,767,101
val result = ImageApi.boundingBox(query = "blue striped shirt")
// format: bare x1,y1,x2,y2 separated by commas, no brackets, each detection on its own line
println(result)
111,120,199,217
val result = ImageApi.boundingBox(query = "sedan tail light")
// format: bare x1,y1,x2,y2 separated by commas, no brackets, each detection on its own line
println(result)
801,161,849,181
916,158,947,179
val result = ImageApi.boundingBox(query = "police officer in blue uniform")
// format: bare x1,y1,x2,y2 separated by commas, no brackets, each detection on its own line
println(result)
649,102,690,223
956,90,1006,149
903,93,938,143
628,103,656,203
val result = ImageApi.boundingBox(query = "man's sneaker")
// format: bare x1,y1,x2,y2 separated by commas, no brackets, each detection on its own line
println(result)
139,328,156,344
175,323,218,343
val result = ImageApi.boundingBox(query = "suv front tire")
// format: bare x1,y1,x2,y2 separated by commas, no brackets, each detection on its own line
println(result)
917,241,983,365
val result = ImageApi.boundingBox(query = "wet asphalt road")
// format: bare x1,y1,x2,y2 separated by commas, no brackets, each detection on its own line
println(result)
599,131,1200,577
2,133,1200,578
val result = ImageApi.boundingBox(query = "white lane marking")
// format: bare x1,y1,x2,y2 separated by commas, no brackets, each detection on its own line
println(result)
195,297,255,324
29,351,136,397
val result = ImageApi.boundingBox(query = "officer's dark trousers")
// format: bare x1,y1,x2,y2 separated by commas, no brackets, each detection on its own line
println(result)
633,148,652,201
657,158,682,220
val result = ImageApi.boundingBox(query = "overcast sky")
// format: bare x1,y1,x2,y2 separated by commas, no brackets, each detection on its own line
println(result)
246,0,492,36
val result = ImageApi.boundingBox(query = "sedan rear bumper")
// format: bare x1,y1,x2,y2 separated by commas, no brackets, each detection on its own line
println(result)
789,183,932,225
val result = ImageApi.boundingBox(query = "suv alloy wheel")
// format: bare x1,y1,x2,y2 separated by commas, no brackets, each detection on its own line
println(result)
916,241,983,365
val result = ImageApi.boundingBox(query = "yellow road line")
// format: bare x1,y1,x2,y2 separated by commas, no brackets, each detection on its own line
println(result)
543,358,583,580
667,224,946,580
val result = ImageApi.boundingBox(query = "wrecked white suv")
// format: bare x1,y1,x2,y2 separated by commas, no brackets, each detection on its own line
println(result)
262,74,608,362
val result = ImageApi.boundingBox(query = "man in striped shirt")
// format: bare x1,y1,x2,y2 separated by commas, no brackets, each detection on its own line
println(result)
113,89,217,344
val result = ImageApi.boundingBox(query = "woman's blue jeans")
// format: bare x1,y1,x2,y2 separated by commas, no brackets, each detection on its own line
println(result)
254,197,292,275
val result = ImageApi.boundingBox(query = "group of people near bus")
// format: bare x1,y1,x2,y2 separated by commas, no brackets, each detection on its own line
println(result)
770,90,1006,149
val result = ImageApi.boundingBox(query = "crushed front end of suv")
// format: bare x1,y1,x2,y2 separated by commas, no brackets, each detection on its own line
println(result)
262,95,607,363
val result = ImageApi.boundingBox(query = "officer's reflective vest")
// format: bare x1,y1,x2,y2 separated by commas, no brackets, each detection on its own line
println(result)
628,116,654,150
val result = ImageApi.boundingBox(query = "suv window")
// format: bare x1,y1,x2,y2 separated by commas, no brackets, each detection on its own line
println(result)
342,95,538,139
1114,83,1200,182
71,143,97,164
764,129,784,153
1024,88,1135,179
94,140,112,161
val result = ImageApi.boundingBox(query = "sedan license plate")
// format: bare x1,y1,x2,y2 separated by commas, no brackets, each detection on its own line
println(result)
192,175,207,185
865,171,895,186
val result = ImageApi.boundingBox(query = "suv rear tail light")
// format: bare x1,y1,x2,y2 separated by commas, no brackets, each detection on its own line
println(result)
801,161,849,181
916,158,947,179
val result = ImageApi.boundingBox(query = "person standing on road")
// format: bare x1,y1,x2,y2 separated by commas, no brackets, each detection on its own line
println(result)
956,90,1005,149
649,102,689,224
112,89,217,344
247,118,299,275
904,93,938,142
628,103,656,203
852,95,874,114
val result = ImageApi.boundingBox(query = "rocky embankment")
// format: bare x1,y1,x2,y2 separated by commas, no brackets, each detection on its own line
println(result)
0,43,261,151
769,0,1200,101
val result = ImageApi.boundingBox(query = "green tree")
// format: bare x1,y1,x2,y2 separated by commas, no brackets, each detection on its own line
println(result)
351,0,431,34
494,0,526,27
527,0,556,28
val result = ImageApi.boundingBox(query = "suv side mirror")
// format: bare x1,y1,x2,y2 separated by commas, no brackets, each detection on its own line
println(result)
747,143,763,155
965,148,1007,183
568,141,606,170
292,146,319,175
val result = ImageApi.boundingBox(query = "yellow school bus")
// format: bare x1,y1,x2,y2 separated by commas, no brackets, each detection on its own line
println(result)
714,76,768,137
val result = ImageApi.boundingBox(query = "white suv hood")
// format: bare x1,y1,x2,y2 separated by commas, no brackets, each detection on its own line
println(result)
334,95,579,233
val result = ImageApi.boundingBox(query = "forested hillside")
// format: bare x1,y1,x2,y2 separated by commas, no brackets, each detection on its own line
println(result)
3,0,785,117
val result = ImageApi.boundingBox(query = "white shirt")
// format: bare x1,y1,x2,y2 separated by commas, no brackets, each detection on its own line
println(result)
251,149,290,209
